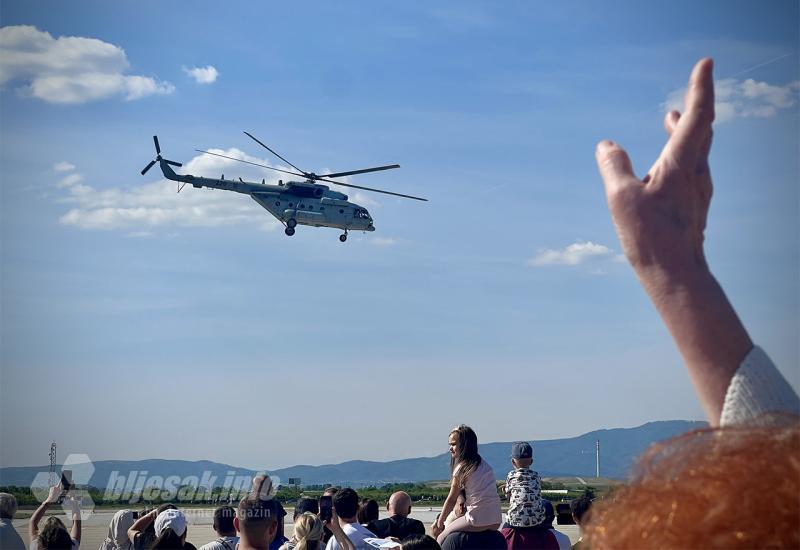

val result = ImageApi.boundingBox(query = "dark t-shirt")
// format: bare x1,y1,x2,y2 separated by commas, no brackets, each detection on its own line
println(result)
441,530,506,550
501,526,562,550
366,516,425,540
0,520,25,550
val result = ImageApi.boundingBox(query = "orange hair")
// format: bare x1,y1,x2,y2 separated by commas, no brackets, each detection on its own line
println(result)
585,415,800,549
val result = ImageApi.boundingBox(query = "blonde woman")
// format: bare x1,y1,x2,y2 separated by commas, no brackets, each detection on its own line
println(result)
280,512,354,550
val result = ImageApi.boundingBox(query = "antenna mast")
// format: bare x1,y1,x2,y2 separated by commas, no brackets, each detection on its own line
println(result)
595,439,600,478
49,442,57,487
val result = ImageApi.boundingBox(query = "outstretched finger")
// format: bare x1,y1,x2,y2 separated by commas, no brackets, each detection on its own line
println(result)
596,140,638,195
670,58,715,165
664,110,681,137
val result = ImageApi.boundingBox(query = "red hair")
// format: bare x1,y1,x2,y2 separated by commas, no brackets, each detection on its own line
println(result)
585,415,800,549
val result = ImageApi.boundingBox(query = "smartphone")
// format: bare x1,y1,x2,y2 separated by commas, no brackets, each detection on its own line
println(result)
319,496,332,522
57,470,73,504
60,470,73,491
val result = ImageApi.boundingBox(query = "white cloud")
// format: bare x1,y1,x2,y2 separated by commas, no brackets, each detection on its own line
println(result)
57,173,84,188
0,25,174,103
664,78,800,123
58,149,288,232
528,241,615,266
183,65,219,84
53,161,75,172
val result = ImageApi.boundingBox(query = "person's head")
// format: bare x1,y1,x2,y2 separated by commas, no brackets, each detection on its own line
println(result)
454,490,467,518
570,495,593,528
357,498,379,524
400,534,441,550
332,488,359,523
107,509,135,547
388,491,412,517
0,492,17,520
449,425,481,486
510,441,533,469
291,512,323,550
152,508,188,549
585,419,800,549
213,505,237,536
235,495,279,550
38,516,72,550
156,503,178,515
294,497,319,520
322,487,339,498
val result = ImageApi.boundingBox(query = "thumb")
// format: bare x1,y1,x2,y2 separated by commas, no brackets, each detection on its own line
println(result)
595,140,637,193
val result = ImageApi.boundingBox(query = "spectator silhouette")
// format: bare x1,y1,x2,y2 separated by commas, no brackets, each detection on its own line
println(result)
325,489,375,550
356,499,378,527
0,493,24,550
198,506,238,550
366,492,425,540
100,509,134,550
29,486,81,550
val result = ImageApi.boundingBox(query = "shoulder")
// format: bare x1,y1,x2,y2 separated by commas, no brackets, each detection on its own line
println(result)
408,518,425,534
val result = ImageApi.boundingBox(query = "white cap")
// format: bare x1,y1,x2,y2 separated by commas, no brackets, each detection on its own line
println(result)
154,508,187,538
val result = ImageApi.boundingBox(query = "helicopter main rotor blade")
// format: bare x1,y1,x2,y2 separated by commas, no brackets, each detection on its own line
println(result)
195,149,306,179
243,131,307,176
153,136,161,155
318,164,401,179
316,177,427,201
141,160,157,175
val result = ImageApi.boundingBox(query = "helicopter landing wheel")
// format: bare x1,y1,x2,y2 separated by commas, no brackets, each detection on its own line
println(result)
285,227,296,236
339,233,347,242
287,218,297,229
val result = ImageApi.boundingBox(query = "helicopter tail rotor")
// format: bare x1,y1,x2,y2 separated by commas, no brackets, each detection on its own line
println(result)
141,135,183,175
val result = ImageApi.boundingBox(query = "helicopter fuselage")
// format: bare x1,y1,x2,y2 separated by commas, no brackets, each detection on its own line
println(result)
159,160,375,233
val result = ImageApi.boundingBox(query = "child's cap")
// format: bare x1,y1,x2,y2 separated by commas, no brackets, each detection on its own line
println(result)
511,441,533,459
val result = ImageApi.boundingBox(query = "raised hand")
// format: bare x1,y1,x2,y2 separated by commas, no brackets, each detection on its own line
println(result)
594,58,752,424
596,58,714,281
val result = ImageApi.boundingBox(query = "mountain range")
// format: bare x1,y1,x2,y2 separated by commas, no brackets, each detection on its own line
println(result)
0,420,707,489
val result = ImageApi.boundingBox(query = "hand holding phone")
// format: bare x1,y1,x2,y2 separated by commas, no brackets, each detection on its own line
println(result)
57,470,73,504
319,495,333,523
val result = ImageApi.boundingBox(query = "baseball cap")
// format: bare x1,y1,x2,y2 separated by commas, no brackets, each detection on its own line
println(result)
154,508,187,537
511,441,533,459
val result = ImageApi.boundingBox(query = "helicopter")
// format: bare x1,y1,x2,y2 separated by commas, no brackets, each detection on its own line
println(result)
140,132,427,242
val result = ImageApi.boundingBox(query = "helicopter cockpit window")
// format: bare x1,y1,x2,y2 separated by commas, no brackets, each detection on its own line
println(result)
354,209,370,219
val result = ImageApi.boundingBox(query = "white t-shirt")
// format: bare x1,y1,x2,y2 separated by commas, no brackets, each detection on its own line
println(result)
324,523,375,550
30,538,79,550
198,535,239,550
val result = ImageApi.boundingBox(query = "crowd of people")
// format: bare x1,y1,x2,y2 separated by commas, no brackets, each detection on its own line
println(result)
1,58,798,549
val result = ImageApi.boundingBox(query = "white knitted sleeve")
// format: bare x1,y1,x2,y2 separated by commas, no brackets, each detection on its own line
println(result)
719,346,800,426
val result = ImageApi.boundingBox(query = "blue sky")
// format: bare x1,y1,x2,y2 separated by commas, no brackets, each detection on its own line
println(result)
1,1,798,472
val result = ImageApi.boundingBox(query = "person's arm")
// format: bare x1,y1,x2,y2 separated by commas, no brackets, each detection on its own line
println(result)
128,508,158,544
29,486,60,541
432,474,460,538
595,58,752,424
67,497,81,543
325,508,354,550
